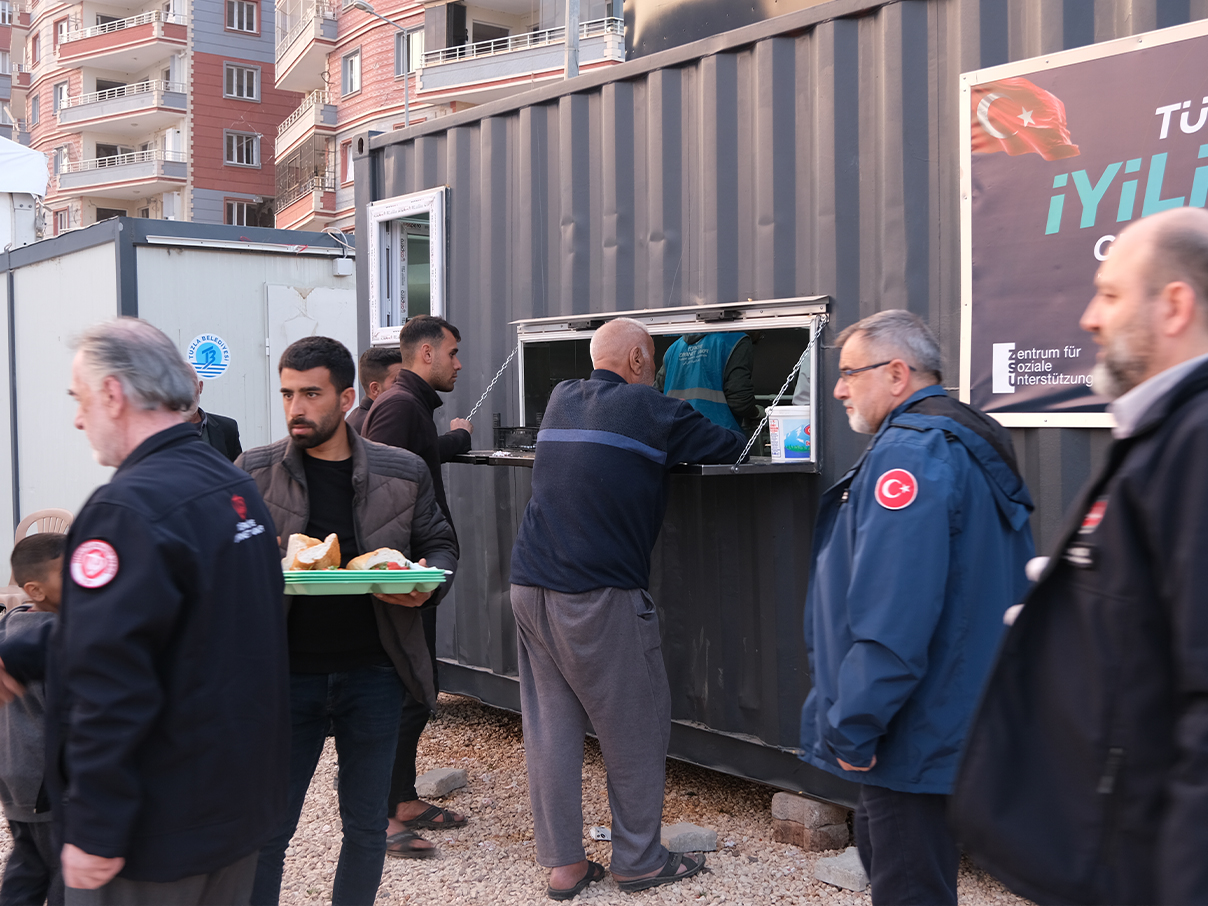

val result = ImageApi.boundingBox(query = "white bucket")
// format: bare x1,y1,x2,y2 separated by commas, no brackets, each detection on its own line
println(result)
768,405,811,461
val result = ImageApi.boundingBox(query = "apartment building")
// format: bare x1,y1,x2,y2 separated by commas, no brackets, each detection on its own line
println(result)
10,0,299,234
273,0,623,232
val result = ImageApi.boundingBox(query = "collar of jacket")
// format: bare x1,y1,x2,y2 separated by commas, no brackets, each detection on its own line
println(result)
590,369,626,384
357,395,372,413
391,368,444,414
840,384,950,478
116,422,203,475
280,421,369,505
1128,356,1208,440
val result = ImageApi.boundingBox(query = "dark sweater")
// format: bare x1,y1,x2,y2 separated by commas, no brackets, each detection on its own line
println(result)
362,369,471,523
510,369,747,593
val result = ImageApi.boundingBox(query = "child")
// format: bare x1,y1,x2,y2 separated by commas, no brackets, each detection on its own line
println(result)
0,533,66,906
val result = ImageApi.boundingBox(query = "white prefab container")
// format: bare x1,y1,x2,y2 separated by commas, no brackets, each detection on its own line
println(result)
768,405,812,462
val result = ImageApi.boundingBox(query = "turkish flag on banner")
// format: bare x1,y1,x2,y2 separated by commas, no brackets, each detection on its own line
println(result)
971,77,1080,161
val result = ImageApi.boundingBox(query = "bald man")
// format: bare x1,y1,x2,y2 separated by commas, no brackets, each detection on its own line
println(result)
953,207,1208,905
509,318,746,900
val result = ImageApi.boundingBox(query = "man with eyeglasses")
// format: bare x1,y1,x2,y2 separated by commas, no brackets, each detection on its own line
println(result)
798,310,1035,905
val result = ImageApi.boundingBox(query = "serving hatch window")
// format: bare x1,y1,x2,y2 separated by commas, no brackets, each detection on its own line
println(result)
512,298,827,469
366,187,447,347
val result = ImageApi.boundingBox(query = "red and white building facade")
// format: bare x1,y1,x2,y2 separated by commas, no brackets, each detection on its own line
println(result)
273,0,623,232
10,0,300,234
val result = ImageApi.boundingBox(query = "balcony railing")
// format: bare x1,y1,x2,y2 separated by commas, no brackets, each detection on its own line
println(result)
276,0,335,61
278,171,335,208
63,10,185,43
61,148,187,173
60,79,185,110
278,88,330,137
423,16,623,66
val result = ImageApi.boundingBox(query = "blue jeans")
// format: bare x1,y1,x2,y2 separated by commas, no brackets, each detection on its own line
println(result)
252,665,404,906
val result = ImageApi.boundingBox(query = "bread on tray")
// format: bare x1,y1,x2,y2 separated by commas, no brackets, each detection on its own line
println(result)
346,548,413,571
282,533,341,570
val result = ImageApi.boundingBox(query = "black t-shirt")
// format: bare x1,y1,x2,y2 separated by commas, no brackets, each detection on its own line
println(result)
289,455,388,673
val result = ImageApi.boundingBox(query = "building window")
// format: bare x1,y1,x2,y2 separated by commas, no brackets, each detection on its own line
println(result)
28,94,38,125
0,3,11,26
224,131,260,167
0,51,9,72
54,17,68,48
52,145,68,174
341,139,353,184
54,209,69,235
138,206,150,219
394,29,423,77
53,82,68,113
224,64,259,101
30,32,39,64
225,198,272,226
341,49,360,96
226,0,257,33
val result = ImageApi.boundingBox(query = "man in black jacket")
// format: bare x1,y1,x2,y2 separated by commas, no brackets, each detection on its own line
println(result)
187,377,243,462
347,346,402,435
363,315,472,857
953,207,1208,905
0,318,289,904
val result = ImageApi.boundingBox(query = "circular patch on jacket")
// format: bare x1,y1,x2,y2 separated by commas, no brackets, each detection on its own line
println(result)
70,540,119,589
874,469,918,510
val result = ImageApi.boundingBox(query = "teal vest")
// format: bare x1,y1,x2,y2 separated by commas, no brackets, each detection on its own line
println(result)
662,333,743,431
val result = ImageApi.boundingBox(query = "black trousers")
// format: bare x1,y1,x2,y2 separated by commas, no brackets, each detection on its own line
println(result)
854,784,959,906
1,820,63,906
387,608,438,811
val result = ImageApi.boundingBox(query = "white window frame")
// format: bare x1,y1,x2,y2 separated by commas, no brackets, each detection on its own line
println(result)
367,187,447,346
52,145,68,173
28,94,39,125
226,0,256,33
0,3,11,27
54,209,69,234
226,199,257,225
341,48,360,96
53,81,68,113
224,130,260,167
0,50,9,72
394,29,423,76
223,63,260,101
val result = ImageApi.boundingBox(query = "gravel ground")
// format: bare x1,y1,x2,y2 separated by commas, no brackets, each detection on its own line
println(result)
0,693,1032,905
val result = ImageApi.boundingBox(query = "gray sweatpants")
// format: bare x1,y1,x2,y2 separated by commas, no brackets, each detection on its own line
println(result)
64,852,257,906
511,584,672,876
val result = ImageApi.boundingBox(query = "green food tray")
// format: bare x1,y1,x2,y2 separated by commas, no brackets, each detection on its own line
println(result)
283,568,449,595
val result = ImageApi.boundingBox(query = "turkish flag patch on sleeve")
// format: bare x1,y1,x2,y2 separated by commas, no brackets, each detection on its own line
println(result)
70,540,120,588
874,469,918,510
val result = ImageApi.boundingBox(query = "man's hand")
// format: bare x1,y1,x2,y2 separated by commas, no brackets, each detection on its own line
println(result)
450,418,473,435
374,558,435,608
837,755,876,772
0,658,26,704
61,844,125,889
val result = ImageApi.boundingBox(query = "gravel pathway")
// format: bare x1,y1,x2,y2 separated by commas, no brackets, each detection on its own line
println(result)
0,693,1032,905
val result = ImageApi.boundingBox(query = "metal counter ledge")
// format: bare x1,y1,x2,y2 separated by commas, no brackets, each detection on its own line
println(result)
451,451,819,475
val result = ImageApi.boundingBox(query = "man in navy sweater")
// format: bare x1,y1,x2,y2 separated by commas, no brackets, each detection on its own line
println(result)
510,318,746,900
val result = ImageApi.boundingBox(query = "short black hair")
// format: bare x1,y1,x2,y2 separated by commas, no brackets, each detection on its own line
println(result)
358,346,403,393
11,533,67,587
399,316,461,364
278,336,355,393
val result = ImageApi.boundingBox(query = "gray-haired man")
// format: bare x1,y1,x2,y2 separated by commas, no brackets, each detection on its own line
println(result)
0,318,289,904
799,310,1034,905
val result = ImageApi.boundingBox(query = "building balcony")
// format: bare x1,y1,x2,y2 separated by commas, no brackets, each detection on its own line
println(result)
418,16,624,105
57,11,187,72
58,79,186,133
275,173,336,231
10,64,30,91
58,149,187,198
275,0,336,93
276,88,336,156
5,1,31,32
0,118,28,144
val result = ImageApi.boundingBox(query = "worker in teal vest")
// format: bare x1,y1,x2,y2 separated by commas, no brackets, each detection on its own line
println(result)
656,332,758,433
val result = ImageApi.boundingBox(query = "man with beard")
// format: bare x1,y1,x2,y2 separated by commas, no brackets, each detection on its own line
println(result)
237,336,458,905
362,316,472,858
953,208,1208,905
799,310,1034,905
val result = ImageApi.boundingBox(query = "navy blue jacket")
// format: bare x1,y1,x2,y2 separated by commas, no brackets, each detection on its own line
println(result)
799,386,1034,794
510,369,747,593
0,424,289,882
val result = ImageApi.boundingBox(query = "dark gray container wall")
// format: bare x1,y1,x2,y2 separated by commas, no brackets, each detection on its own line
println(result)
355,0,1208,798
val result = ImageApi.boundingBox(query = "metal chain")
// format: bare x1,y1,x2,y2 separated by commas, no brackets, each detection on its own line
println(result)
465,345,519,421
731,315,828,470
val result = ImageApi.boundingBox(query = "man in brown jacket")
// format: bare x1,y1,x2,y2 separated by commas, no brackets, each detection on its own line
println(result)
237,336,458,906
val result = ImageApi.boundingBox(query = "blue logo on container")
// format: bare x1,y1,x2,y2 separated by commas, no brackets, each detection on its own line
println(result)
188,334,231,379
783,423,811,459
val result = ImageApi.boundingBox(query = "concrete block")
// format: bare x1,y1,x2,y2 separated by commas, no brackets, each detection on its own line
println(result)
414,767,468,798
771,791,848,827
814,846,869,892
661,822,718,852
772,819,849,852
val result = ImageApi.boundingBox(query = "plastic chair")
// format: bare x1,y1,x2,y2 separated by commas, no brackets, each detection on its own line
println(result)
7,508,74,588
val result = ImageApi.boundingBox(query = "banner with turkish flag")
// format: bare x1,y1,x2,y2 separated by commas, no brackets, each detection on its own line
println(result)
962,20,1208,423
